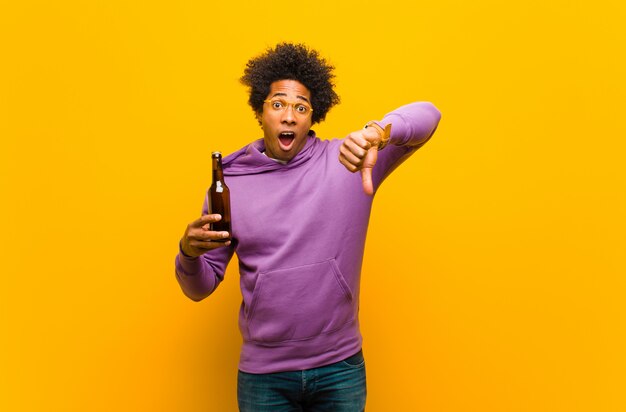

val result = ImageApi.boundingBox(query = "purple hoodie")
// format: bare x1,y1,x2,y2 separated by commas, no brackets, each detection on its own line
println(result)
176,102,441,373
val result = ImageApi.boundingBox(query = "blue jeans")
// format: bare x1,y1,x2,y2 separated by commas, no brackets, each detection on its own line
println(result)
237,350,366,412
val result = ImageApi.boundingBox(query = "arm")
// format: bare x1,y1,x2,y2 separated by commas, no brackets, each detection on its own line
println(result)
377,101,441,149
339,101,441,194
175,213,235,302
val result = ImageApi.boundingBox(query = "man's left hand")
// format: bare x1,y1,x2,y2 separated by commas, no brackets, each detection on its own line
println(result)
338,126,382,195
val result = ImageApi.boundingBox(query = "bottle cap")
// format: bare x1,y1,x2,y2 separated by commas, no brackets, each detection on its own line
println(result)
212,151,222,156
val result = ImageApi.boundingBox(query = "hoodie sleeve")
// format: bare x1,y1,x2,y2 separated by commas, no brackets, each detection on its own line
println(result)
371,101,441,191
175,244,235,302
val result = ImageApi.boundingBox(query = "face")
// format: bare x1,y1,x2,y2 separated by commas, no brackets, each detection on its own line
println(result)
258,79,313,162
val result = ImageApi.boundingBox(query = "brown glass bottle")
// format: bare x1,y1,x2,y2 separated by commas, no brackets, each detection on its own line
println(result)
208,151,231,242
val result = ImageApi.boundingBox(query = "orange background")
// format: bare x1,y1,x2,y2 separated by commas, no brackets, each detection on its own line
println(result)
1,1,625,411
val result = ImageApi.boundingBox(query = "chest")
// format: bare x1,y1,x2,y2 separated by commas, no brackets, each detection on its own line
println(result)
227,159,371,251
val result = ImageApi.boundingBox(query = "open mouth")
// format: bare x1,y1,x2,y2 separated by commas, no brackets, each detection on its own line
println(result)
278,132,295,149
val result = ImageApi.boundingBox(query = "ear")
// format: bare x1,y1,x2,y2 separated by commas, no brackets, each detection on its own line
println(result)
255,111,263,126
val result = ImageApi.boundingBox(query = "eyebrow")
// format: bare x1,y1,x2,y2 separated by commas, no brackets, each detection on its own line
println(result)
270,92,310,103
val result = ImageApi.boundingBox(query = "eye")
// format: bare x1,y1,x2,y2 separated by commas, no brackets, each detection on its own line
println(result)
295,104,308,114
271,100,284,110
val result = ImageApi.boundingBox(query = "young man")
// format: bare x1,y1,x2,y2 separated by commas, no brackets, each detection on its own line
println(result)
176,43,441,411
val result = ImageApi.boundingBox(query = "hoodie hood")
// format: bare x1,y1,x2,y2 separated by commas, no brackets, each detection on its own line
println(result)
222,131,319,176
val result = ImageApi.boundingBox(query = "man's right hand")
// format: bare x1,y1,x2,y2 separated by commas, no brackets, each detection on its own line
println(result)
338,126,383,196
180,214,231,257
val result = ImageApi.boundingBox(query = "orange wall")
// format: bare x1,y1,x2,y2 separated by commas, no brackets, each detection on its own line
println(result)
1,1,625,411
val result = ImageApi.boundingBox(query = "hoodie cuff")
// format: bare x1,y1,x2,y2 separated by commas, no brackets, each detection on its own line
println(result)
177,242,202,275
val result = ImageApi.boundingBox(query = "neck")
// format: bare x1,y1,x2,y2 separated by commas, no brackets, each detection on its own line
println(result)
262,150,288,164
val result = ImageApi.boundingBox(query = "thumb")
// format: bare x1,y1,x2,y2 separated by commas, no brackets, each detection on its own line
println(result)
360,146,379,196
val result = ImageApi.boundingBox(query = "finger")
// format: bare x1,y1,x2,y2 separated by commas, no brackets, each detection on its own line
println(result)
362,144,379,170
339,143,364,166
189,239,231,251
192,229,230,241
347,133,371,150
192,214,222,228
360,147,379,196
360,167,374,195
347,138,372,158
339,154,359,173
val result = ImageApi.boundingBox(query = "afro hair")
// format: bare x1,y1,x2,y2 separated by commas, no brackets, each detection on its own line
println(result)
240,43,340,124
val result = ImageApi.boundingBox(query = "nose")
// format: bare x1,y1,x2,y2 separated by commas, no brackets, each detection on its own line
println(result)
280,105,297,125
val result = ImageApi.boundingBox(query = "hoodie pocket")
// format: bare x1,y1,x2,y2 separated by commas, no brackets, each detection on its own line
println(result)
246,259,354,343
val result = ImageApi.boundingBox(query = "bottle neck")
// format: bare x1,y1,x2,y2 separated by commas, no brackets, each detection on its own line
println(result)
212,156,224,181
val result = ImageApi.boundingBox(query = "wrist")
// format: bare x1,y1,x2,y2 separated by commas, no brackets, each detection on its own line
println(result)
364,121,392,150
179,240,197,259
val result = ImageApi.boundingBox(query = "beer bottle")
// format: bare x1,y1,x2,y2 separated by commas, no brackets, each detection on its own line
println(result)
208,151,231,241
